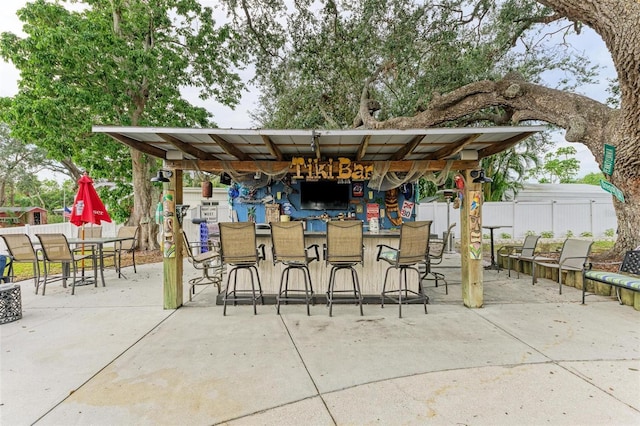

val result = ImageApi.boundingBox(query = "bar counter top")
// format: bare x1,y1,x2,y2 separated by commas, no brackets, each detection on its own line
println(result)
254,228,400,238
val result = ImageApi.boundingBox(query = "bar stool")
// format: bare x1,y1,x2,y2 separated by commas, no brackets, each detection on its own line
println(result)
270,221,319,315
325,220,364,316
377,221,431,318
421,222,456,295
219,222,265,315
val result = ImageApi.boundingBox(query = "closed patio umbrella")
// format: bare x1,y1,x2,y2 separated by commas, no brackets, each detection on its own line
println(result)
70,174,112,278
70,173,112,228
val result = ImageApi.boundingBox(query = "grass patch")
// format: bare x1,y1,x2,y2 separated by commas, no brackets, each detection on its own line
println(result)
7,258,117,282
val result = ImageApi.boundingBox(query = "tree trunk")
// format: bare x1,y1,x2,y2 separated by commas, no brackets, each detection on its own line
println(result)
130,148,158,251
358,65,640,254
610,173,640,253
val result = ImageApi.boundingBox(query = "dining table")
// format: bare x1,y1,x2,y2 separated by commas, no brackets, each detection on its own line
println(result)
67,236,136,287
482,225,507,271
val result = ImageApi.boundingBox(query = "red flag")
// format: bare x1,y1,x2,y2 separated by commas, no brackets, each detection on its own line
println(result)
70,174,112,226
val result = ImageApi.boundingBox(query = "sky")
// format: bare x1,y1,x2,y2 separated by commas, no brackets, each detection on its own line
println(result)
1,0,615,179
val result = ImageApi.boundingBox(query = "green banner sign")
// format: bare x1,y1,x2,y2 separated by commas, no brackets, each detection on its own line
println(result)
600,179,624,203
602,144,616,175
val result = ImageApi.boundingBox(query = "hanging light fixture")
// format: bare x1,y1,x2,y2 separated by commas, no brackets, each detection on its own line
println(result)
150,170,173,183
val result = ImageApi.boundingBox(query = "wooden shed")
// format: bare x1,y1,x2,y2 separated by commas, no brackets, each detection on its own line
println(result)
0,207,48,227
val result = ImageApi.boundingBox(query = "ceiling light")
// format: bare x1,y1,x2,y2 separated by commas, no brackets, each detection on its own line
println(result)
150,170,173,183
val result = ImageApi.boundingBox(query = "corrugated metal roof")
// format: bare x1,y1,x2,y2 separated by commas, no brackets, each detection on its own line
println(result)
92,125,546,172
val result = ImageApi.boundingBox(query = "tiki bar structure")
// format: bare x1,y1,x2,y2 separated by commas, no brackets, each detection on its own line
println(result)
94,125,545,309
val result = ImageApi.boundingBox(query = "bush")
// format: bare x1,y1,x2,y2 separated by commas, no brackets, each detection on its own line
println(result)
500,232,511,239
524,230,536,236
565,230,574,238
604,228,615,237
540,231,554,238
580,231,593,237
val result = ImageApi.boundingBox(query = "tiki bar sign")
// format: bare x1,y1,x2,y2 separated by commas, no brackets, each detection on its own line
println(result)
290,157,373,180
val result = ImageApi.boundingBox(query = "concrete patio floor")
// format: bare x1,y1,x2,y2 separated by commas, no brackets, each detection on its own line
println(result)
1,254,639,425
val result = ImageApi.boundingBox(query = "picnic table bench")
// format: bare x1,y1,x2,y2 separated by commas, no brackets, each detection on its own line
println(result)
582,250,640,308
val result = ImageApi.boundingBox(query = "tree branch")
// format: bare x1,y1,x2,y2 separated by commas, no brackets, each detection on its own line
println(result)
359,73,614,155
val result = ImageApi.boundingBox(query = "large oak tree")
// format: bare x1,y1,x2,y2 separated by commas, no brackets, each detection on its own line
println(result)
226,0,638,253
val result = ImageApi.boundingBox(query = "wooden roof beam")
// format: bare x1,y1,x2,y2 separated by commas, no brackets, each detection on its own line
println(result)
166,159,479,174
159,133,219,160
477,132,536,158
209,134,251,161
311,131,321,159
423,134,481,160
355,135,371,161
260,135,284,161
106,132,167,158
389,135,425,161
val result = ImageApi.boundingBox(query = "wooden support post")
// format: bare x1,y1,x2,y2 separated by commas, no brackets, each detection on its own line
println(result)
163,169,184,309
459,169,484,308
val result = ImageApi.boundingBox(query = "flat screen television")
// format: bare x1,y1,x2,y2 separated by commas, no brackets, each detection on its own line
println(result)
299,181,350,210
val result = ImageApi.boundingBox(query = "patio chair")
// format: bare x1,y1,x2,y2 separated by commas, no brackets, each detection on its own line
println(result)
102,226,140,278
497,234,540,277
377,221,431,318
36,233,98,295
324,220,364,316
532,238,593,294
77,226,102,239
0,234,41,289
182,231,223,301
219,222,266,315
270,221,320,315
421,222,456,295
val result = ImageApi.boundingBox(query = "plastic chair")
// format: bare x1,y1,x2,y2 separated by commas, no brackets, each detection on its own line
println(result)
102,226,140,278
270,221,319,315
219,222,265,315
532,238,593,294
36,233,98,295
421,222,456,294
497,234,540,277
324,221,364,316
0,234,41,289
182,231,223,301
377,221,431,318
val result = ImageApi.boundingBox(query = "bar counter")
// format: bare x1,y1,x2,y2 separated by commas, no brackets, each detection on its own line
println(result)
249,229,404,296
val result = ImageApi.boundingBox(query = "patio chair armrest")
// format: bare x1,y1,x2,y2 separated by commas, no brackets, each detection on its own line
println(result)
532,254,557,263
585,260,622,270
497,245,523,256
257,244,266,262
558,255,590,268
305,244,320,262
375,244,396,261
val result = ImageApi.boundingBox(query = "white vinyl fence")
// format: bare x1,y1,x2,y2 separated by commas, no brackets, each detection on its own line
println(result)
0,222,118,252
1,199,618,253
418,200,617,240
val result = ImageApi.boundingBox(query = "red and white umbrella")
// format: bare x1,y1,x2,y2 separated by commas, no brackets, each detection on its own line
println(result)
70,173,112,231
